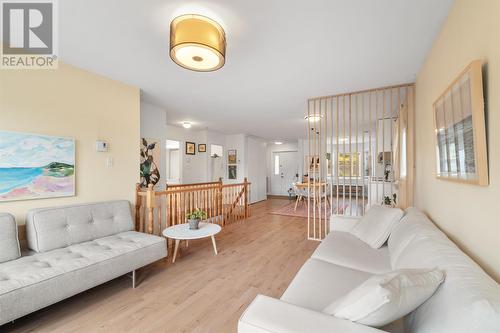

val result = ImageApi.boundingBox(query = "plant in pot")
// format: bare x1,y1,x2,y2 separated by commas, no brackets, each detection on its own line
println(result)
187,209,207,230
382,193,397,207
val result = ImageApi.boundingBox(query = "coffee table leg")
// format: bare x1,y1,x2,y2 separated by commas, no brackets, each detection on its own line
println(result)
172,239,180,263
211,235,218,255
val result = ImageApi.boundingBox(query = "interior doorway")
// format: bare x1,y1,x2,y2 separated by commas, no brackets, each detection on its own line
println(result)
210,144,224,181
166,139,181,184
271,151,298,196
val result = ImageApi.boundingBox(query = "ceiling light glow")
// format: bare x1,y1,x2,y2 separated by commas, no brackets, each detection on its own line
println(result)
170,14,226,72
304,115,323,122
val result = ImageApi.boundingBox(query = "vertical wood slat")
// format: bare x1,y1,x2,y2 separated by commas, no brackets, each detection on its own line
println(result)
307,99,311,239
336,97,340,214
390,88,394,200
362,93,365,215
355,93,359,216
343,95,346,214
349,94,352,216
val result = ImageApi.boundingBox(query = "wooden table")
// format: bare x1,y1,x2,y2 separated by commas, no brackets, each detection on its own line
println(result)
295,182,327,189
162,222,221,263
293,183,329,210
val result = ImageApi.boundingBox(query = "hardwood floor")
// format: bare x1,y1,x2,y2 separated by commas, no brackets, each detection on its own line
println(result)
3,199,319,333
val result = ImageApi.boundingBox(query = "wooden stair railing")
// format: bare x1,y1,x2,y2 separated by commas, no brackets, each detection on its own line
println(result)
223,183,247,222
135,178,251,236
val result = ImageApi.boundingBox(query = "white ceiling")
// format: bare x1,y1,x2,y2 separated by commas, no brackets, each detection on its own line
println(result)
59,0,453,141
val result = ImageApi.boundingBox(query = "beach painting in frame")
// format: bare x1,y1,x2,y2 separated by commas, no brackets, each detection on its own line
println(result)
0,131,75,202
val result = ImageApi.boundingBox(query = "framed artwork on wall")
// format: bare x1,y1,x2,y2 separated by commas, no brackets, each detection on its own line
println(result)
0,131,75,202
140,138,160,187
198,143,206,153
228,149,237,164
228,165,237,179
186,142,196,155
433,60,488,186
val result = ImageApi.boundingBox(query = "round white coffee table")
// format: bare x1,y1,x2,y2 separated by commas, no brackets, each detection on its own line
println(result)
162,222,222,263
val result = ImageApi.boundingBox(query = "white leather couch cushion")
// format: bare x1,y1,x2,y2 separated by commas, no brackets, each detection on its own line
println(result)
324,268,445,327
330,215,361,233
312,231,391,274
390,208,500,333
351,205,404,249
0,213,20,263
239,295,387,333
388,207,443,268
281,258,372,311
26,200,134,252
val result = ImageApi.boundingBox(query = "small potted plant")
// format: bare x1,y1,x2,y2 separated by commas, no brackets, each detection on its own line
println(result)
382,193,397,207
187,209,207,230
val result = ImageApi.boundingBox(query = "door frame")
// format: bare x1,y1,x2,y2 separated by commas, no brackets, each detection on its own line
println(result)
271,150,298,196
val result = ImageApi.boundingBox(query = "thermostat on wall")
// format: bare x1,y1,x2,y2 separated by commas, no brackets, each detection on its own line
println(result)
96,140,108,152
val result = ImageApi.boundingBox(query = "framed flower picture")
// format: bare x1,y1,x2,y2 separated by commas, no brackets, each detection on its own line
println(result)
228,150,237,164
186,142,196,155
433,60,488,185
198,143,206,153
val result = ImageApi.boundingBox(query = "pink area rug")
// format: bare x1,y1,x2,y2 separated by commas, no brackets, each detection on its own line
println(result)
270,200,348,218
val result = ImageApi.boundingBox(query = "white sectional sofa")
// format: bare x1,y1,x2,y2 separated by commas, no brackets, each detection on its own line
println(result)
0,201,167,326
239,207,500,333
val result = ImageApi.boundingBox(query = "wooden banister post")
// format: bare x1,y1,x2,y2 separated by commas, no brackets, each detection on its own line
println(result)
146,183,155,234
244,177,249,219
134,183,141,231
218,177,224,226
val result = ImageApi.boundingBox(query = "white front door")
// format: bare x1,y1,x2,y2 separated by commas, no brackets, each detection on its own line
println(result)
168,149,180,183
271,151,298,196
166,139,181,184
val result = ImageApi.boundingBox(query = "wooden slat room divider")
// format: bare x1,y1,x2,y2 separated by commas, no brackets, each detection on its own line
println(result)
306,83,415,240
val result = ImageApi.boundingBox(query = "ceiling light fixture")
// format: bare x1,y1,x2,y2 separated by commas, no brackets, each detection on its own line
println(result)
182,122,192,129
170,14,226,72
304,115,323,122
274,141,283,145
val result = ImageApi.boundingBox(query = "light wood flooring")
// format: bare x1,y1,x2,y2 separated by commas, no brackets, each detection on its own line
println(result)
3,198,318,333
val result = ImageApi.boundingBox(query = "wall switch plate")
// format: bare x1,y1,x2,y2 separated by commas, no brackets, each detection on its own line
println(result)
96,140,108,152
106,156,114,167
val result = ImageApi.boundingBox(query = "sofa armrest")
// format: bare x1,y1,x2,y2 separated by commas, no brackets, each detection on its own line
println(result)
238,295,387,333
330,215,361,233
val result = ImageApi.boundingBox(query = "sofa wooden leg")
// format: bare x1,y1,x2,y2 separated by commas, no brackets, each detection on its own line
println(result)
132,270,136,289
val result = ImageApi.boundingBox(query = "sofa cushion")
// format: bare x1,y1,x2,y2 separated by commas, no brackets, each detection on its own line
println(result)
391,208,500,333
281,258,372,312
0,213,20,263
351,206,404,249
312,231,391,274
239,295,387,333
388,207,443,268
26,200,134,252
324,268,445,327
0,231,163,297
0,231,166,325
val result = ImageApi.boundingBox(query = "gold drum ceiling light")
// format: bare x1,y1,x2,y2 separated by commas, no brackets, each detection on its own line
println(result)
170,14,226,72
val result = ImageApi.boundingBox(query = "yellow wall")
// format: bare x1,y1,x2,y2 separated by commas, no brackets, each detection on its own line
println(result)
0,62,140,224
415,0,500,281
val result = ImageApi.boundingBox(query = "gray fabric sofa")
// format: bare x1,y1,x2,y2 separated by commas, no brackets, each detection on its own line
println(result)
0,200,167,326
